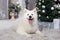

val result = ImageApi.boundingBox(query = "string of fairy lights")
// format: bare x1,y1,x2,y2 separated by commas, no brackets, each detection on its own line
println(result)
36,0,60,22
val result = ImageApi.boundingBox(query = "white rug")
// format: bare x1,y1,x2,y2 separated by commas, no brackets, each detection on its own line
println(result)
0,29,60,40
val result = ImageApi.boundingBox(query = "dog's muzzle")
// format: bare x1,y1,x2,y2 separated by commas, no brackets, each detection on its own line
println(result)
28,16,33,25
28,16,33,20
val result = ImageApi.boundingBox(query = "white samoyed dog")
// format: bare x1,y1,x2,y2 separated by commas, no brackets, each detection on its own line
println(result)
11,8,43,37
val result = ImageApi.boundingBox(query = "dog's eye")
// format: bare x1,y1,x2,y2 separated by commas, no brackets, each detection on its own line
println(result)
31,14,33,15
27,14,29,15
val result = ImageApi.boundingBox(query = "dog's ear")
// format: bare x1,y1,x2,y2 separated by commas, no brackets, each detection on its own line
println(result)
23,8,28,12
32,8,37,12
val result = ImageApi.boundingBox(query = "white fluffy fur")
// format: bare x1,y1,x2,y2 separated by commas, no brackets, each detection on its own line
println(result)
11,8,42,37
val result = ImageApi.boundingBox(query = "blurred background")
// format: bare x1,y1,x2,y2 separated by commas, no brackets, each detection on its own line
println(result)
0,0,60,21
0,0,60,30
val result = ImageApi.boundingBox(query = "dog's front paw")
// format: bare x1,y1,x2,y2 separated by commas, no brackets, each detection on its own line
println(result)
36,30,44,37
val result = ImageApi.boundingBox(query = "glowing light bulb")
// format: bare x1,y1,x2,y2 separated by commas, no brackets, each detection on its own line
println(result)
38,2,41,5
39,14,41,17
58,11,60,13
47,16,49,18
39,0,41,1
42,10,45,13
42,5,45,8
51,7,54,10
54,0,57,1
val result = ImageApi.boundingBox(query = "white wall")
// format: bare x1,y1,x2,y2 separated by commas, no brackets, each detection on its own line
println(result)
0,0,8,19
18,0,26,10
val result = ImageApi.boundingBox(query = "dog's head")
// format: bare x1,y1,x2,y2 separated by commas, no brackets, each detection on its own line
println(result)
23,8,37,24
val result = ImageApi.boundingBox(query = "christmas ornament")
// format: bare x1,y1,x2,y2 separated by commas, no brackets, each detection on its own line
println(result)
51,7,54,10
42,5,45,8
39,14,41,17
58,11,60,13
38,2,41,5
42,10,45,13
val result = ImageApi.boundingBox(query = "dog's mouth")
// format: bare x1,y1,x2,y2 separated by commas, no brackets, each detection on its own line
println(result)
29,18,33,20
28,18,33,25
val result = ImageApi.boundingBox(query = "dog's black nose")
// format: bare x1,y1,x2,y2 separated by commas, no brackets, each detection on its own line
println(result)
29,16,32,18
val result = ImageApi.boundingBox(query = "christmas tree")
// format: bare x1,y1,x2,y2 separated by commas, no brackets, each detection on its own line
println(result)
36,0,60,22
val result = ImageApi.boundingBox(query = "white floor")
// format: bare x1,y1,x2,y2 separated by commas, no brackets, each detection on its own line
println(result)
0,20,15,30
0,20,60,40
